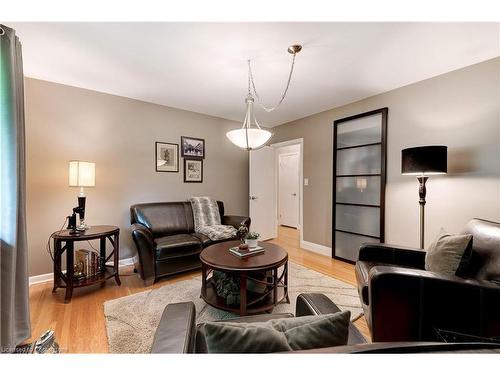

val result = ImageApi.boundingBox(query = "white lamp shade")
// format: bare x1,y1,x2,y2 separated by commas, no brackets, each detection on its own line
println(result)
226,128,272,150
69,161,95,187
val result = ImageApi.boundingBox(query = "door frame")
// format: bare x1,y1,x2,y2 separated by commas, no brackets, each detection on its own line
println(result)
271,138,304,245
332,107,388,263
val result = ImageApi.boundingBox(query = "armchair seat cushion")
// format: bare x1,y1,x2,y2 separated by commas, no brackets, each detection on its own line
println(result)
191,233,238,247
155,234,202,260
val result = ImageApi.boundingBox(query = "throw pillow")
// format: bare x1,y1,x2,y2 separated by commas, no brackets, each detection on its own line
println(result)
425,228,473,275
203,311,351,353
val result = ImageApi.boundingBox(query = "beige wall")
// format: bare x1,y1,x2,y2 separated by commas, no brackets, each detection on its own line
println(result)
25,78,249,276
273,57,500,250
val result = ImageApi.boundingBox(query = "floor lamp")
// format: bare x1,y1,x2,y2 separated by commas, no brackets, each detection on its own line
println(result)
402,146,447,248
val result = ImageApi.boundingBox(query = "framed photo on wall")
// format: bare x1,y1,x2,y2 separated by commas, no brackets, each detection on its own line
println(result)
155,142,179,172
184,158,203,183
181,136,205,158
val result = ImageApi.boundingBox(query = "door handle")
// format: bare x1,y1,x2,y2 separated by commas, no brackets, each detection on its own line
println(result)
249,196,258,200
292,193,297,196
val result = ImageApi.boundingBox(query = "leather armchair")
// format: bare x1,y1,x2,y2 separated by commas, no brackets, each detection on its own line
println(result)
130,201,250,285
150,292,500,354
355,218,500,342
150,293,367,353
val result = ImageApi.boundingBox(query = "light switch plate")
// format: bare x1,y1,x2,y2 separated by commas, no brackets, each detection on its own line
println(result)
304,178,309,186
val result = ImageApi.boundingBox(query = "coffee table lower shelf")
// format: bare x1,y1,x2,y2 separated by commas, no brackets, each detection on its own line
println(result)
201,275,289,316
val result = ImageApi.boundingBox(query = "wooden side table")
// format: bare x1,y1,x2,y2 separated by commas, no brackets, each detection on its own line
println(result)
51,225,121,303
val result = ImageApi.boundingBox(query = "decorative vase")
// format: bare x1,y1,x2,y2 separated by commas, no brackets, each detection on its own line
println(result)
245,239,258,248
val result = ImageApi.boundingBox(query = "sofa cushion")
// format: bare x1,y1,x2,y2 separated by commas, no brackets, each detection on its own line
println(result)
155,234,202,260
192,232,238,247
195,313,293,353
130,201,226,237
203,311,351,353
191,233,212,246
131,202,194,237
425,228,473,275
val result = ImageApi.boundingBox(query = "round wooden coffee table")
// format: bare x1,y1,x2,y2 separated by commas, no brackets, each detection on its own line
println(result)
200,240,289,316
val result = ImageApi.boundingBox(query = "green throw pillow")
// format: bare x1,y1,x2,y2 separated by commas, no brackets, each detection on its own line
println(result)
203,310,351,353
425,228,473,275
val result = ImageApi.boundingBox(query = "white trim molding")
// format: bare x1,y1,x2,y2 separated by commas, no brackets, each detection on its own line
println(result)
29,256,137,286
300,240,332,257
28,272,53,286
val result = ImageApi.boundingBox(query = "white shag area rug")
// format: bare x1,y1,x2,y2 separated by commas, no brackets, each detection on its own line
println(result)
103,262,362,353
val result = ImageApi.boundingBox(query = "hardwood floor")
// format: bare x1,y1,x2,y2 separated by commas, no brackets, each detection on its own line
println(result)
27,226,370,353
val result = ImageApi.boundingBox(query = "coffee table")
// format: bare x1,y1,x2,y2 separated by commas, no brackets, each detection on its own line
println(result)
200,240,289,316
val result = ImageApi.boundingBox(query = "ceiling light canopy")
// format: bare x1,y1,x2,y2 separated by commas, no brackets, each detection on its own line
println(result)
226,44,302,151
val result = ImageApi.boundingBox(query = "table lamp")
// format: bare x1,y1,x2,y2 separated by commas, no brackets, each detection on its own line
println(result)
68,160,95,231
402,146,447,248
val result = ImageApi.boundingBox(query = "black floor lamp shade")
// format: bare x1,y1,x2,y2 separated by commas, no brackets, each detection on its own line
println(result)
401,145,447,248
402,145,447,175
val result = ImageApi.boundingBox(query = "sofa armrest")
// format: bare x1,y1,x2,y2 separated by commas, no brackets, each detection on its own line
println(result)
131,223,156,285
358,243,426,269
369,265,500,297
296,293,341,317
222,215,251,230
368,266,500,341
296,293,367,345
151,302,196,353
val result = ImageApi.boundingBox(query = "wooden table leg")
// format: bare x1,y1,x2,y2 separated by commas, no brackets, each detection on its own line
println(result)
273,267,278,305
284,261,290,303
113,233,121,286
240,271,247,316
99,236,106,274
64,240,74,303
201,263,207,298
52,239,61,293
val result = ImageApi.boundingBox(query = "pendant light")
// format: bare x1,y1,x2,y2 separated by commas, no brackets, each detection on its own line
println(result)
226,45,302,151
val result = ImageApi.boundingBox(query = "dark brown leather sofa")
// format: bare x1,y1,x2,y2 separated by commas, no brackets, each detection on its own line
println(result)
130,201,250,285
355,218,500,342
150,292,500,354
151,293,367,353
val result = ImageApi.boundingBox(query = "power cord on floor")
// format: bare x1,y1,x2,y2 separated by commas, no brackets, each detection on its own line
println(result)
46,217,68,276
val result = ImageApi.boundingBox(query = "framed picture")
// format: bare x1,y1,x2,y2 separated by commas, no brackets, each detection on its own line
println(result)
181,136,205,158
184,158,203,183
155,142,179,172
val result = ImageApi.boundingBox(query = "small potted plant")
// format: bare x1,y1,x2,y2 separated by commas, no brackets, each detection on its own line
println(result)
244,231,260,248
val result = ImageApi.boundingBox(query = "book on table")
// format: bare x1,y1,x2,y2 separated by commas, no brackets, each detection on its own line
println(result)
229,245,265,258
74,249,102,280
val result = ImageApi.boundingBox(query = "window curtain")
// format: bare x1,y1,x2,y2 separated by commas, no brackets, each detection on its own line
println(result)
0,24,31,352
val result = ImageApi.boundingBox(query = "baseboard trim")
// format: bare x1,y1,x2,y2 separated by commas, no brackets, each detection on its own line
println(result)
300,240,332,257
29,256,136,286
29,272,53,286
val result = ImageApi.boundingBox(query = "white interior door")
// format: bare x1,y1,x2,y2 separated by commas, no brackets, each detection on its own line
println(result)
249,147,277,240
279,153,300,228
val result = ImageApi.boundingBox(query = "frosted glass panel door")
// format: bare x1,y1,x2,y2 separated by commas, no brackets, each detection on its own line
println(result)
332,108,387,262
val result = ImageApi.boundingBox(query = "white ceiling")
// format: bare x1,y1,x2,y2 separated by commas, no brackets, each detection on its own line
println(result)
9,22,500,127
